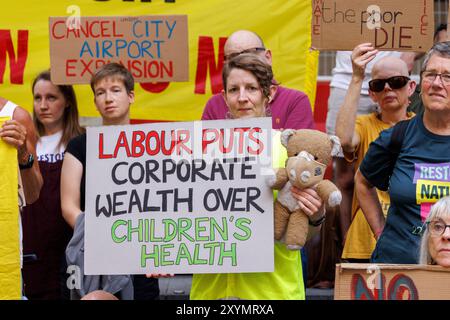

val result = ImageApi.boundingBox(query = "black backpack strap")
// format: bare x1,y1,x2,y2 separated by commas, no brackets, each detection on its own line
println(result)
389,119,411,155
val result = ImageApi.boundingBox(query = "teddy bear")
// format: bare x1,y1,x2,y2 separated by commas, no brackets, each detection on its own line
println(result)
267,129,343,250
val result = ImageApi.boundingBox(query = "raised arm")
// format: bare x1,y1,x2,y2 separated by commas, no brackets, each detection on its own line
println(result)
355,169,385,240
61,152,83,228
335,43,378,154
0,106,43,204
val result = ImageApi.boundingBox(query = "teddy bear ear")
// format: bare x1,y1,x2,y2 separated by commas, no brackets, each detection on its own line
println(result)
329,135,344,157
280,129,296,148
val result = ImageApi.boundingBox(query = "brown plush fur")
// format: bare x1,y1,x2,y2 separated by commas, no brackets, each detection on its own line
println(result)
269,129,343,250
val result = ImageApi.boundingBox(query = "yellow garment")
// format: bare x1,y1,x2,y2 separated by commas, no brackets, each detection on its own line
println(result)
342,112,414,259
190,130,305,300
0,116,21,299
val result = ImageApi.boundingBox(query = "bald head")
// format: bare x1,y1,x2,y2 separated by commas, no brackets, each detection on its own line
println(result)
224,30,271,64
371,56,409,79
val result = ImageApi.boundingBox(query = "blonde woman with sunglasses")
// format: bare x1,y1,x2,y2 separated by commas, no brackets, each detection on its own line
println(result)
336,43,416,263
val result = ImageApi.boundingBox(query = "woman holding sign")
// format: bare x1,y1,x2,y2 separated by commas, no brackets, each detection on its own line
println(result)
21,70,84,299
189,54,325,300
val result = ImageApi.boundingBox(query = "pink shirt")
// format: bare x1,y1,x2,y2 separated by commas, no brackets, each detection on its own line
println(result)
201,86,315,130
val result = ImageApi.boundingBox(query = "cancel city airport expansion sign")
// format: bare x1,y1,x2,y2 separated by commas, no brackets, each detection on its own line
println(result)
49,15,188,84
84,118,274,275
312,0,434,51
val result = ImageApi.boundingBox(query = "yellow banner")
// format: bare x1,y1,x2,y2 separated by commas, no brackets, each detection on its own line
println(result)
0,117,21,300
1,0,317,122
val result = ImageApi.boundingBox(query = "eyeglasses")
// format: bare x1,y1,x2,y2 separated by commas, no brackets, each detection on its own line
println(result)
421,71,450,86
427,220,450,236
368,76,410,92
224,47,266,61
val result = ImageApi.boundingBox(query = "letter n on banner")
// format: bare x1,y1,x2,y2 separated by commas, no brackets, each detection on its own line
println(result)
0,117,21,300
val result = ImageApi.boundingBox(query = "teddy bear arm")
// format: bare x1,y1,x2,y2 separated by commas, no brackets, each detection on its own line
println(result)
269,168,289,190
316,180,342,207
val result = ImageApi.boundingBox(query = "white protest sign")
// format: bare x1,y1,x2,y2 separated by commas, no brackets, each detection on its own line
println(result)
84,118,274,275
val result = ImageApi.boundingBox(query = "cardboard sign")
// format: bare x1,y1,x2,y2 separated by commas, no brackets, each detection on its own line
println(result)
312,0,434,51
49,15,188,84
335,263,450,300
84,118,274,275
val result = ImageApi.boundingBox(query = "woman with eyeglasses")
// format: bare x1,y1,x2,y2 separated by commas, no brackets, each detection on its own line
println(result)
335,43,416,263
420,196,450,267
355,41,450,264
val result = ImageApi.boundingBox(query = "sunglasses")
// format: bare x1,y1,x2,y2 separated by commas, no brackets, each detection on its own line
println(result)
368,76,410,92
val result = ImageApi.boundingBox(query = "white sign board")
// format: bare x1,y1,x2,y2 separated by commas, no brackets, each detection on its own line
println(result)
84,118,274,274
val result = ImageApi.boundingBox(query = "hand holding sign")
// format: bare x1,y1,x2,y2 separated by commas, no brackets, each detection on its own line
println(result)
351,43,378,79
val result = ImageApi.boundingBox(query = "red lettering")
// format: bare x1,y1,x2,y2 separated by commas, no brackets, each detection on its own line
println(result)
112,21,123,38
90,21,101,38
351,273,386,300
131,130,146,157
98,133,113,159
114,131,131,157
66,59,77,77
176,130,192,155
160,130,176,155
51,20,66,40
80,59,94,76
0,29,28,84
248,127,263,155
202,128,219,154
219,128,233,154
145,131,161,156
194,36,227,94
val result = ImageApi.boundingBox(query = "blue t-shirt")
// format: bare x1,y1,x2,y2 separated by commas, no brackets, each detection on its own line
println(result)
360,114,450,263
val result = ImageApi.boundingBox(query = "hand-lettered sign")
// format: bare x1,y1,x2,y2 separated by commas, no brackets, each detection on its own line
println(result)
49,15,188,84
335,263,450,300
84,118,274,275
312,0,434,51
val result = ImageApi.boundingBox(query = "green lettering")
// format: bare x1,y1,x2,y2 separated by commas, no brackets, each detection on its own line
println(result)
218,242,237,266
163,219,177,242
210,217,228,241
149,219,163,242
195,217,210,241
233,218,252,240
111,219,127,243
178,218,194,242
160,244,174,266
192,243,208,264
141,244,159,267
127,219,143,242
175,243,193,265
203,242,220,265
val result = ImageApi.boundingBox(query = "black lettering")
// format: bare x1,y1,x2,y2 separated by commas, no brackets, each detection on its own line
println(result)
247,187,264,213
145,159,160,183
112,161,128,185
112,191,128,215
96,194,112,217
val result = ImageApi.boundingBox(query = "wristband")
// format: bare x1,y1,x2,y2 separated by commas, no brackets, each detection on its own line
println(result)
309,214,326,227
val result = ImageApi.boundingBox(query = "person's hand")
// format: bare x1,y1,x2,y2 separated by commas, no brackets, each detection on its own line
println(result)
290,187,324,217
351,43,378,80
0,119,29,160
145,273,175,278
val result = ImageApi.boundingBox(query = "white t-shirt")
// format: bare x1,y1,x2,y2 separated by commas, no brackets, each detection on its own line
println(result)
330,51,402,95
37,131,66,163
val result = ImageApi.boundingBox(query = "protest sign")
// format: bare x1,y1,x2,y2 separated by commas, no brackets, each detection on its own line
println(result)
0,117,21,300
49,15,188,84
312,0,434,51
335,263,450,300
84,118,274,275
